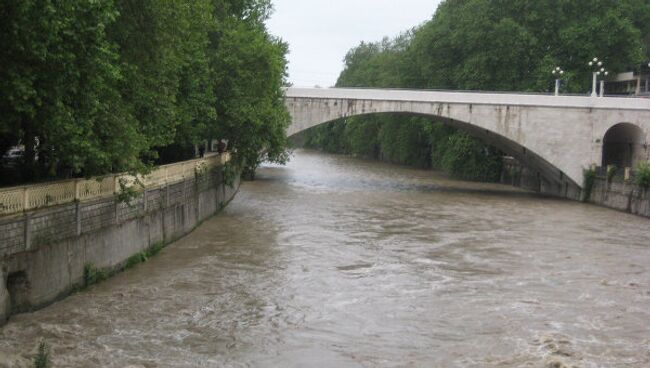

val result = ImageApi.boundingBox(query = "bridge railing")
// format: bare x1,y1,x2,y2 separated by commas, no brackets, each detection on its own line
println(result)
0,152,231,216
286,86,647,99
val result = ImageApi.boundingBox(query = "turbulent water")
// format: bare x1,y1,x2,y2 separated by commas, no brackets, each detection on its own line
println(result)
1,149,649,368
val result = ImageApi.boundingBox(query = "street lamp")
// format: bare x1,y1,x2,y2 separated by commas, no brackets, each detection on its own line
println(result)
551,66,564,96
588,57,604,97
597,69,609,97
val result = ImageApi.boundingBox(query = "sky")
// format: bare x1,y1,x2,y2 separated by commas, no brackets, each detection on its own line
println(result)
266,0,442,88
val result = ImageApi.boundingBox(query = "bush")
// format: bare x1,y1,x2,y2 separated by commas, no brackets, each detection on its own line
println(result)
83,264,107,287
125,242,165,270
635,161,650,190
607,165,617,182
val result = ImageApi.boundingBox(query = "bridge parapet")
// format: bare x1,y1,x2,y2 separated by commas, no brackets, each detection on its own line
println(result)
285,87,650,110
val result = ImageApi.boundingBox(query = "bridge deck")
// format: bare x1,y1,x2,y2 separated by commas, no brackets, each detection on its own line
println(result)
285,87,650,111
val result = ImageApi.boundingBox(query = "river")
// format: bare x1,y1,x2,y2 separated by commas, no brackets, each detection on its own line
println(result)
1,149,649,367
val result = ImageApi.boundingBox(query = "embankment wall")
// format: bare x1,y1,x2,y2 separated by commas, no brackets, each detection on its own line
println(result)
588,177,650,218
0,164,240,325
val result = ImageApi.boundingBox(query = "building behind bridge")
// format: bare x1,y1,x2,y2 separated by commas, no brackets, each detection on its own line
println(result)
606,63,650,97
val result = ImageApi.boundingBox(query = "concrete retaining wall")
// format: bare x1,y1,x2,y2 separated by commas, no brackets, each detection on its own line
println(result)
0,165,240,325
588,177,650,218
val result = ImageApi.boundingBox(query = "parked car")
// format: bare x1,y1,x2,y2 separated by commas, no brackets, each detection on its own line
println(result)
2,146,24,168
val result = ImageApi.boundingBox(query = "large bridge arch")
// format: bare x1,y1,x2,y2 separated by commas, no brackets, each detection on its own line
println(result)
287,109,579,198
284,87,650,199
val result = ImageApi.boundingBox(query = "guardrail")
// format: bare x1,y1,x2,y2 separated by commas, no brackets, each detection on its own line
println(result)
285,86,649,99
0,152,230,216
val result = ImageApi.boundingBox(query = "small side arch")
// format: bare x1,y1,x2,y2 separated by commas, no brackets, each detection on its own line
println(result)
601,123,647,168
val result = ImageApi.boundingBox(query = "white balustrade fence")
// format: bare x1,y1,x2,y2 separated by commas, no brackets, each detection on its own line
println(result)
0,153,230,216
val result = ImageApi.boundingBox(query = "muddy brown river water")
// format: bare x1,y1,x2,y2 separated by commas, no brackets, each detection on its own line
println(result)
1,150,649,367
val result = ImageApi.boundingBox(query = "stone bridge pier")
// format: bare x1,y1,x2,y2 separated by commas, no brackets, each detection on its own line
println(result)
285,88,650,199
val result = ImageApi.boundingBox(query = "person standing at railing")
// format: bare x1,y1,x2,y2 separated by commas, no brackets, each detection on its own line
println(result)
217,139,227,154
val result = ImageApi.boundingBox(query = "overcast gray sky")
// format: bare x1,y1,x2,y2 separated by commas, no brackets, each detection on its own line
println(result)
267,1,442,87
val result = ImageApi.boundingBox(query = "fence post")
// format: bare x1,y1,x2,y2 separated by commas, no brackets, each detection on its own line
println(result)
75,201,82,236
165,183,170,208
74,179,80,201
143,187,148,214
625,167,631,181
23,187,29,212
24,213,32,251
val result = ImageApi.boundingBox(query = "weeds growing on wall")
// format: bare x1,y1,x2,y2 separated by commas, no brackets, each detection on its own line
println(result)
582,168,597,202
83,264,108,287
607,165,618,182
116,177,144,206
125,242,165,270
223,162,241,186
635,162,650,190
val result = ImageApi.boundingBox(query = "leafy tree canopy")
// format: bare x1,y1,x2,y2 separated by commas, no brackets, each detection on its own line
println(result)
0,0,289,184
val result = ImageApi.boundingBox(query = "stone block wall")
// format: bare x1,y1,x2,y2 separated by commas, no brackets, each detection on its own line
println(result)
589,177,650,218
0,166,240,325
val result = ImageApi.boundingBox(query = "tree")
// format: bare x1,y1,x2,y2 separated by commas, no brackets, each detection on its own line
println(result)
0,0,291,184
209,0,290,178
0,0,147,181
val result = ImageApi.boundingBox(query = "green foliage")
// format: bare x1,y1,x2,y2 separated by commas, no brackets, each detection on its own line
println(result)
33,340,50,368
582,168,597,202
125,253,148,269
0,0,289,183
116,177,143,206
304,120,349,154
345,117,381,159
222,163,239,187
607,165,618,182
0,0,141,181
437,132,503,182
635,162,650,190
377,117,432,168
407,0,648,92
210,1,291,177
125,242,165,269
148,242,165,257
83,263,108,287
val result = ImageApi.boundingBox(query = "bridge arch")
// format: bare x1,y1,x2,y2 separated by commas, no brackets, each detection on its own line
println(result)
601,123,647,168
289,109,577,197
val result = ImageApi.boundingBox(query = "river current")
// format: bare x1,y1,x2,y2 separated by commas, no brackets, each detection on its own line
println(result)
1,150,649,367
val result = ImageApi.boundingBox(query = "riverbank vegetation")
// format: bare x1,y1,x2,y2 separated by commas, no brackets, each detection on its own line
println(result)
636,162,650,190
0,0,290,185
299,0,650,181
33,340,50,368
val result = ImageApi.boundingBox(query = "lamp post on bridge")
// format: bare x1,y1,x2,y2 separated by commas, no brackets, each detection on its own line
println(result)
598,69,609,97
588,57,606,97
551,66,564,96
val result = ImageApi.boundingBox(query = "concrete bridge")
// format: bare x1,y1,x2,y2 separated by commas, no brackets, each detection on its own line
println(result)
285,87,650,198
